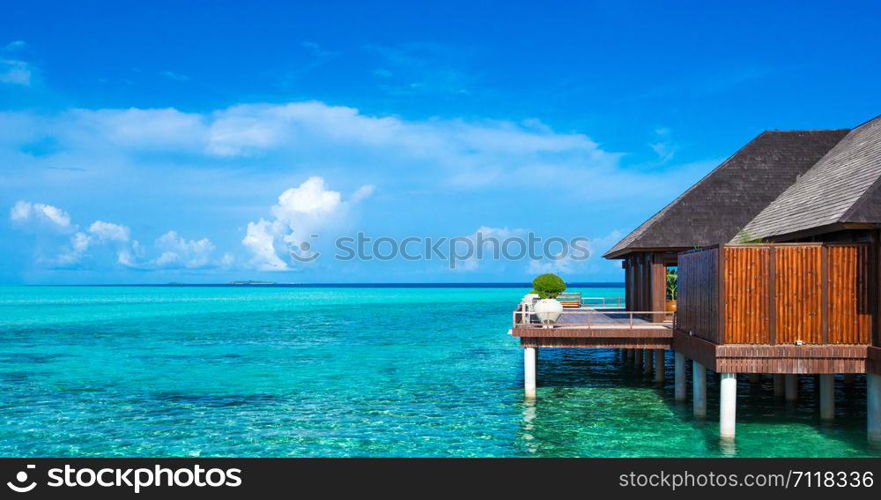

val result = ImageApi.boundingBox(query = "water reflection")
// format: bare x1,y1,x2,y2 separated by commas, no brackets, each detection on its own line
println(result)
521,400,538,454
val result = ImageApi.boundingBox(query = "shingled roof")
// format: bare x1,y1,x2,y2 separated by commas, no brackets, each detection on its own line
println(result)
604,129,850,259
737,115,881,241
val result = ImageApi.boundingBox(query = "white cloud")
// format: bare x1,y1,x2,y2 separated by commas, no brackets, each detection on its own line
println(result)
9,201,222,270
160,71,190,82
650,127,677,163
88,220,130,242
9,201,73,231
242,218,287,271
0,100,703,204
0,59,32,86
273,176,342,218
3,40,27,51
242,176,373,271
65,108,206,150
153,230,216,268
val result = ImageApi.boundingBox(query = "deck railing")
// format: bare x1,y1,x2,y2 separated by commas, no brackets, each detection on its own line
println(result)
581,296,625,308
512,306,673,329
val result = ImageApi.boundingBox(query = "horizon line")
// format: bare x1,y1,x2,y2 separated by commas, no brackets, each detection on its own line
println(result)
13,281,626,288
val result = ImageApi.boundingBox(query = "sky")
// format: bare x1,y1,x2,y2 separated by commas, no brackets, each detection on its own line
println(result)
2,0,880,284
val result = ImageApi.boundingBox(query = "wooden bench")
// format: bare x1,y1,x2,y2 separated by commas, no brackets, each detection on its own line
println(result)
557,291,582,308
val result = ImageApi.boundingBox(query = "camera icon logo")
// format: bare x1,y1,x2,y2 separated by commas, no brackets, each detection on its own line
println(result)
7,464,37,493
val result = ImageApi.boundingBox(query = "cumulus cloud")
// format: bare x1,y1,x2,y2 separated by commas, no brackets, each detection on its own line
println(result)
242,176,373,271
10,201,224,270
243,219,288,271
9,201,73,231
153,230,216,269
88,220,130,242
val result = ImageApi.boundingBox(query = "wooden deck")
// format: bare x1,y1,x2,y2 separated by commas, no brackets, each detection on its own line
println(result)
511,306,673,349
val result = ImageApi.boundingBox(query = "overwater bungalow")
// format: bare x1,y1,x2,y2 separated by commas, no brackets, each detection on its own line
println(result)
510,114,881,441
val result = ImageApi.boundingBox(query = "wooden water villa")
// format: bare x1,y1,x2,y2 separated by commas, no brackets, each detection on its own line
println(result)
511,114,881,441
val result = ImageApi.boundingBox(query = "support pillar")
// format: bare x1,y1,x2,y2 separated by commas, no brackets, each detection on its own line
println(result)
785,375,798,401
524,347,536,400
820,374,835,421
654,350,665,382
674,352,686,401
773,374,785,398
634,349,643,368
693,360,706,418
720,373,737,439
643,349,653,375
868,374,881,443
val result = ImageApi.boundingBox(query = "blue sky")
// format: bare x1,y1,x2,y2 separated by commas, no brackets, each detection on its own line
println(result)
2,1,880,284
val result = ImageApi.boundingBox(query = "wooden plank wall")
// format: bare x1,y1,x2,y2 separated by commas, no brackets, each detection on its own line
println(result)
677,247,719,342
827,244,872,344
681,243,873,345
724,246,771,344
773,245,822,344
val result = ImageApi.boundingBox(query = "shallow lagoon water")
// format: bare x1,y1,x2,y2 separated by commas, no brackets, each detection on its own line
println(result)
0,285,879,457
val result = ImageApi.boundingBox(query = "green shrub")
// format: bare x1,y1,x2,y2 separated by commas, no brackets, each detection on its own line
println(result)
527,289,538,295
666,268,678,300
532,274,566,299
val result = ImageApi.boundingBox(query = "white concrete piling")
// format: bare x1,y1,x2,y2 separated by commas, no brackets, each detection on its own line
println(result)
524,347,537,400
720,373,737,439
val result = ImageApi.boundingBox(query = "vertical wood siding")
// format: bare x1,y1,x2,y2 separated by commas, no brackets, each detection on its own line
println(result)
677,243,873,345
677,248,719,342
773,245,823,344
724,246,771,344
827,245,872,344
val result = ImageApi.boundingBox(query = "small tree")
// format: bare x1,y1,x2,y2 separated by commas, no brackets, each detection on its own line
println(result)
532,273,566,299
666,268,678,300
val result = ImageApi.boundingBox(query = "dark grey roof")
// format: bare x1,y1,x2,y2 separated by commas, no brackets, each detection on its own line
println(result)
604,129,849,258
738,115,881,241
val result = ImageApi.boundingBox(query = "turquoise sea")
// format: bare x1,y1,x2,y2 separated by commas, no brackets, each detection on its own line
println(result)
0,285,879,457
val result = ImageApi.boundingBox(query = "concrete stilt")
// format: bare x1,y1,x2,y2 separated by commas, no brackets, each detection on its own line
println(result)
634,349,643,368
524,347,536,400
654,350,665,382
773,374,785,398
820,374,835,421
643,349,653,375
785,374,799,401
693,360,707,418
674,352,686,401
720,373,737,439
868,374,881,443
